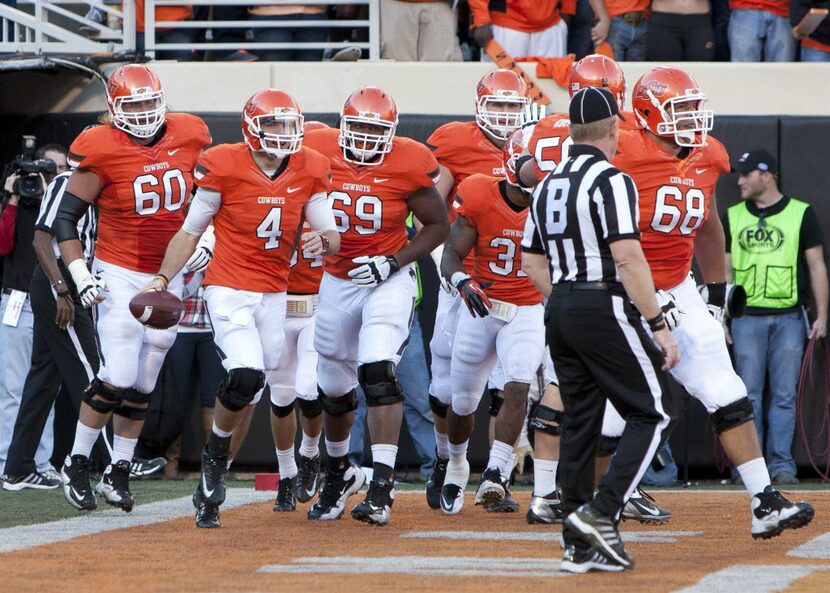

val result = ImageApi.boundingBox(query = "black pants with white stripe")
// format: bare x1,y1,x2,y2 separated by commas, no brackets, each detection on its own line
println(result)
546,284,675,538
4,264,99,476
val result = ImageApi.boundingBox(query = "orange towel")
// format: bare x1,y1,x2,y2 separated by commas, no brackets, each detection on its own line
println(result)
519,55,576,89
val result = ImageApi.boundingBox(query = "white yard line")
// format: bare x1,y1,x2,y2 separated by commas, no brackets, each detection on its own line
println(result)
672,564,830,593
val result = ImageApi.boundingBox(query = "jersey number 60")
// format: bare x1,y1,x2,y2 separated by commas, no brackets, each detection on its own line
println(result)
133,169,187,216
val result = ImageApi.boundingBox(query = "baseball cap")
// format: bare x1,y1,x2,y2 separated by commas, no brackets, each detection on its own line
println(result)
733,150,778,175
569,87,626,124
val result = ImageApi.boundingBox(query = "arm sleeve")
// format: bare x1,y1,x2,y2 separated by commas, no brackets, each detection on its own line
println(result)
0,203,17,256
722,212,732,253
304,191,337,233
602,172,641,243
800,205,824,251
182,187,221,236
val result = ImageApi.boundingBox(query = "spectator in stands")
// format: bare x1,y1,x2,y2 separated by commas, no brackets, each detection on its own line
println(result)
725,149,828,485
647,0,715,60
563,0,606,60
135,0,197,61
0,143,67,479
729,0,796,60
248,3,329,61
380,0,463,61
711,0,732,60
604,0,650,60
468,0,571,58
792,0,830,61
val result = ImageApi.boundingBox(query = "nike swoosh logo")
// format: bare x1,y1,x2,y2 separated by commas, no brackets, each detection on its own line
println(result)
305,485,317,499
168,149,179,156
287,186,301,193
373,177,389,183
70,485,85,501
695,168,707,175
202,475,214,498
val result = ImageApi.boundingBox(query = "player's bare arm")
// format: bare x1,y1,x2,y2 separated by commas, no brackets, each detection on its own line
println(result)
441,214,491,318
394,185,449,267
693,193,728,284
610,238,680,370
435,163,454,201
521,251,552,298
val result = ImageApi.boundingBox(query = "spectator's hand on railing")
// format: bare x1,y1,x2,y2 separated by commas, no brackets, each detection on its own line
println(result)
472,24,494,49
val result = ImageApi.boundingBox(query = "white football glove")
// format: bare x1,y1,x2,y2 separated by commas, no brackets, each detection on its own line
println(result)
348,255,400,287
185,246,213,273
655,289,683,331
520,102,547,127
707,304,725,324
67,259,108,308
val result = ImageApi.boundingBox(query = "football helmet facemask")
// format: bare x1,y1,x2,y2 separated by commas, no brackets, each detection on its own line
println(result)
106,64,166,139
242,89,304,158
475,69,530,141
338,87,398,166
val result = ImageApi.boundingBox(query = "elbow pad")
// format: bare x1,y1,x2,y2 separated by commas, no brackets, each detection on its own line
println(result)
54,191,90,242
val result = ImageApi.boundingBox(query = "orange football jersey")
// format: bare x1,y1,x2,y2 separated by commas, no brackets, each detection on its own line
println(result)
454,174,543,307
303,128,440,280
529,111,639,179
613,129,730,290
195,143,331,293
427,120,504,214
67,113,210,273
288,221,324,294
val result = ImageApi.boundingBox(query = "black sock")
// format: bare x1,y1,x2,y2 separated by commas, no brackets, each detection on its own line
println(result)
373,462,394,483
327,454,349,472
208,432,231,458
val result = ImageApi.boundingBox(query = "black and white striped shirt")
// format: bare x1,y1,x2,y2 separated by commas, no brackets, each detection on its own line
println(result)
521,145,639,283
35,172,97,263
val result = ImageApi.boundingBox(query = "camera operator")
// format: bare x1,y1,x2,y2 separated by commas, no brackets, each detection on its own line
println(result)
0,139,66,479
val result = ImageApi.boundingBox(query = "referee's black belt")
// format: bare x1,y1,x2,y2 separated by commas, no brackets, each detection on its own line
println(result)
553,281,624,294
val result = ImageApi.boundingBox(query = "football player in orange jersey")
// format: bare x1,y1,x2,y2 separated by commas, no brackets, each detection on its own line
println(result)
612,67,813,539
521,53,636,184
52,64,211,513
437,130,545,515
423,69,531,509
303,87,449,526
146,89,339,528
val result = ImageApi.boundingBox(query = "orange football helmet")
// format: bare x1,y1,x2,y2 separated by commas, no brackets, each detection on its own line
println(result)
106,64,166,139
569,54,626,108
476,69,530,141
242,89,304,158
631,67,713,148
338,87,398,166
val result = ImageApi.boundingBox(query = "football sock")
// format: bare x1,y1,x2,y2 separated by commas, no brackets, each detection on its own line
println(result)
448,439,468,460
487,440,513,477
299,432,320,459
325,437,350,459
737,457,772,497
501,453,517,481
371,444,398,481
533,459,558,497
276,447,298,479
208,423,232,457
70,422,102,458
434,429,450,459
111,435,138,465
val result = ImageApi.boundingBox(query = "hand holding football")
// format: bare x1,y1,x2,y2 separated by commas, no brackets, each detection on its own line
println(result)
129,290,185,330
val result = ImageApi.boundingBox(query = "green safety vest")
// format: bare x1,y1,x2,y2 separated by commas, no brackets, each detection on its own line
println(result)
727,198,809,309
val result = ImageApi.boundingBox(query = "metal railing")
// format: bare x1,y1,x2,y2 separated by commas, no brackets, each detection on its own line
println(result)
0,0,379,60
0,1,136,55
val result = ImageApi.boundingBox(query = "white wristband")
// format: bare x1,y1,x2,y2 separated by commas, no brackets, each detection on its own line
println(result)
451,272,470,288
67,259,91,286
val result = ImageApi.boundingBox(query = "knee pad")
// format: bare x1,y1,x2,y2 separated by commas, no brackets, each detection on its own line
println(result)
217,367,266,412
297,397,323,419
357,361,404,407
488,389,504,418
319,386,358,416
270,401,295,418
429,394,449,418
597,435,621,457
82,377,121,414
113,404,149,421
529,404,563,437
121,388,152,405
711,396,755,433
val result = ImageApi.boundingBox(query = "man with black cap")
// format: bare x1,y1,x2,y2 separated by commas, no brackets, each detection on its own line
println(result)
522,86,680,574
725,149,828,486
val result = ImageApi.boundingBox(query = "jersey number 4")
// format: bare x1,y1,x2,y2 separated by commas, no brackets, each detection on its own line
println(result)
650,186,706,235
257,208,283,250
133,169,187,216
330,191,382,235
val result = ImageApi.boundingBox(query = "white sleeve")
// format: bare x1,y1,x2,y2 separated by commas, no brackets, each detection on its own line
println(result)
303,191,337,233
182,187,221,236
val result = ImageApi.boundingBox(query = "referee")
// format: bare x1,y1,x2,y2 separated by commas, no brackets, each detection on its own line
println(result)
2,171,99,490
521,87,679,574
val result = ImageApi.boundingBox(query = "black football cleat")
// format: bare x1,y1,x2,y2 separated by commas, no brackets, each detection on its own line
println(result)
95,460,134,512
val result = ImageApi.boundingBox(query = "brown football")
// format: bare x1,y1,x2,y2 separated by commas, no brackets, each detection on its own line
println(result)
129,290,185,330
